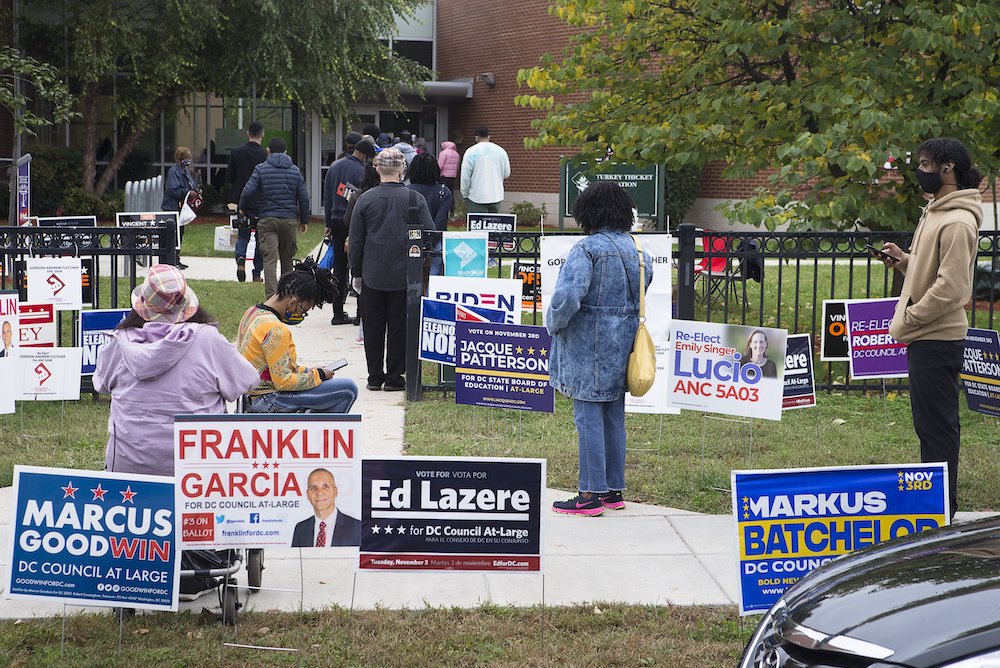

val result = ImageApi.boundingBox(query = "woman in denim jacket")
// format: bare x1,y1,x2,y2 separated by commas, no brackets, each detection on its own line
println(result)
547,181,652,516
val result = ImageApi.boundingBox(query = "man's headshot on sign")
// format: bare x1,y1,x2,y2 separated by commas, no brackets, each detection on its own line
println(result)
0,319,13,357
291,468,361,547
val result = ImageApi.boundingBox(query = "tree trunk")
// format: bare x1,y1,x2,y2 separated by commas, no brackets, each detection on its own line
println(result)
81,83,99,192
93,95,171,197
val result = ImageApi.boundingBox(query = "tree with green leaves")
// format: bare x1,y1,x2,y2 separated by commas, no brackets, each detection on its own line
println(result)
23,0,431,196
516,1,1000,230
0,46,75,137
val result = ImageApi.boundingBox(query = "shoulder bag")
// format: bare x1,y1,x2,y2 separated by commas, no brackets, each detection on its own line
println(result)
626,235,656,397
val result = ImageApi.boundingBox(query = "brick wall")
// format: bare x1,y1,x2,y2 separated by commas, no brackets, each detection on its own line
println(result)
436,0,578,195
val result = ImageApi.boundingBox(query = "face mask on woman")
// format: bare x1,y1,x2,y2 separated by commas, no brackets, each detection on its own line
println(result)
283,300,308,325
181,159,192,168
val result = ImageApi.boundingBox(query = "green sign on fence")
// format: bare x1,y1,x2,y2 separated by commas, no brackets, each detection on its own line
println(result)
562,161,662,219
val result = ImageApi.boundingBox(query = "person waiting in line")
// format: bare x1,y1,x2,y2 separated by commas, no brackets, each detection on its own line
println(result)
237,257,358,413
225,121,267,283
348,148,435,391
407,153,453,276
161,146,199,270
740,329,777,378
94,265,259,601
547,181,652,516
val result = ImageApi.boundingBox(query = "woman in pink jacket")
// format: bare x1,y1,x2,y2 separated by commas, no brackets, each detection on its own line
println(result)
437,140,460,192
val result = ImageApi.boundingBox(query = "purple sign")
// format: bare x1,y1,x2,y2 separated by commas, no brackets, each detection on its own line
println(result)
961,328,1000,417
845,298,908,379
17,158,30,226
455,321,553,412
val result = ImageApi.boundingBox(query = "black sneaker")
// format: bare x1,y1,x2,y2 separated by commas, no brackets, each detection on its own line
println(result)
383,383,405,392
552,492,604,516
600,490,626,510
330,314,353,325
174,261,189,270
366,382,383,391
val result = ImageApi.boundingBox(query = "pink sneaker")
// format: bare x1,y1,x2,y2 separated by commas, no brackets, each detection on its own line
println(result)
599,491,626,510
552,493,604,516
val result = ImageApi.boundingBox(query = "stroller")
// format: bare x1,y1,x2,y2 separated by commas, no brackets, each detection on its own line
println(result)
179,548,264,625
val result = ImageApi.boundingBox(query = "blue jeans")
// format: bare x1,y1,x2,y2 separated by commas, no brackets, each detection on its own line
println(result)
573,396,626,493
429,240,443,276
235,226,263,277
250,378,358,413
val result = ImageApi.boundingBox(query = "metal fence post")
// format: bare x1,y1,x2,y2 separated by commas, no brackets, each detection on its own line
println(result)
677,223,696,320
405,223,425,401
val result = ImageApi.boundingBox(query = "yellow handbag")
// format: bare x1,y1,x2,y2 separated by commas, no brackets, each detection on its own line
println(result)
626,235,656,397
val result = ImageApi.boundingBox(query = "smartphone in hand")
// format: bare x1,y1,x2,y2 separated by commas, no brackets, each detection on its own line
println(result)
864,244,899,263
325,358,348,374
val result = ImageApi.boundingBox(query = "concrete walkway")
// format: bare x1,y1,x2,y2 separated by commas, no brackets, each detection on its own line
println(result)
1,255,985,619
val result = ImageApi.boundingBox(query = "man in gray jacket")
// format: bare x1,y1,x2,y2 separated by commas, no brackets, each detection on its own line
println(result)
348,147,434,390
240,138,310,298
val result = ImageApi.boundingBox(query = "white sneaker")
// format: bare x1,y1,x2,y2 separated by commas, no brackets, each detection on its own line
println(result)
179,586,217,602
355,336,364,345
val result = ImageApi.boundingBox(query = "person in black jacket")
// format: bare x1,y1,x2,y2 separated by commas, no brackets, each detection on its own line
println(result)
239,138,311,299
226,121,267,282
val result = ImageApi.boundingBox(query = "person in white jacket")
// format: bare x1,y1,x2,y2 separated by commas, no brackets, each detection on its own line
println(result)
460,126,510,213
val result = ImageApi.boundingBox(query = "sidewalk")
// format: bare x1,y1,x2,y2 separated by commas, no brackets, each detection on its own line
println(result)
7,255,976,619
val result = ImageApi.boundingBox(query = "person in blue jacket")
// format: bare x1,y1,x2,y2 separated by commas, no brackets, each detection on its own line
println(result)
547,180,652,516
239,138,311,299
161,146,198,269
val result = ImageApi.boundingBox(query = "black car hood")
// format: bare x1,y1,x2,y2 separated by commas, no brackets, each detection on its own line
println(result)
777,515,1000,667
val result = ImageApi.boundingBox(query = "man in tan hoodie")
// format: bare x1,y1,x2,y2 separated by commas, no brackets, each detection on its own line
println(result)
880,137,983,517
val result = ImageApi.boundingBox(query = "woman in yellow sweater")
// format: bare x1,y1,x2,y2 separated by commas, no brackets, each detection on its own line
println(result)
237,257,358,413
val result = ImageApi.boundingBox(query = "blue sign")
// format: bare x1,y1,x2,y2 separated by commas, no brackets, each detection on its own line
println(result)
732,463,948,615
360,457,545,572
455,321,553,412
443,232,489,278
961,328,1000,417
6,466,179,610
419,298,507,366
80,309,129,375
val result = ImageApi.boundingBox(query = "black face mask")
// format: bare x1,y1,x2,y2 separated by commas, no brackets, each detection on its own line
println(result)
916,168,943,194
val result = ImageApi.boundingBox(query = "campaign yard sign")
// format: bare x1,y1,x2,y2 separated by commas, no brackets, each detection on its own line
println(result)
961,328,1000,417
667,320,787,421
37,215,97,228
16,258,94,308
455,321,553,413
820,300,849,361
117,211,181,251
419,298,506,365
19,302,57,348
845,298,908,379
732,463,948,614
513,260,541,310
442,232,489,278
18,348,82,401
0,291,17,413
427,276,522,325
782,334,816,410
25,257,83,311
360,457,545,572
174,414,361,550
467,213,516,233
6,466,179,611
80,309,129,375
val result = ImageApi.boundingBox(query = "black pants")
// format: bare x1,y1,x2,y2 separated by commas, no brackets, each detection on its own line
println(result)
331,231,350,317
908,340,963,516
359,284,406,387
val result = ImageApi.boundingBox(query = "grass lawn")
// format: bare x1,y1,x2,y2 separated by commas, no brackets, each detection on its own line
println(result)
0,604,747,667
177,216,328,259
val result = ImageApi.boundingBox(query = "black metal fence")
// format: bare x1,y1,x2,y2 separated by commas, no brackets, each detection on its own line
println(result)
0,225,178,389
410,223,1000,397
